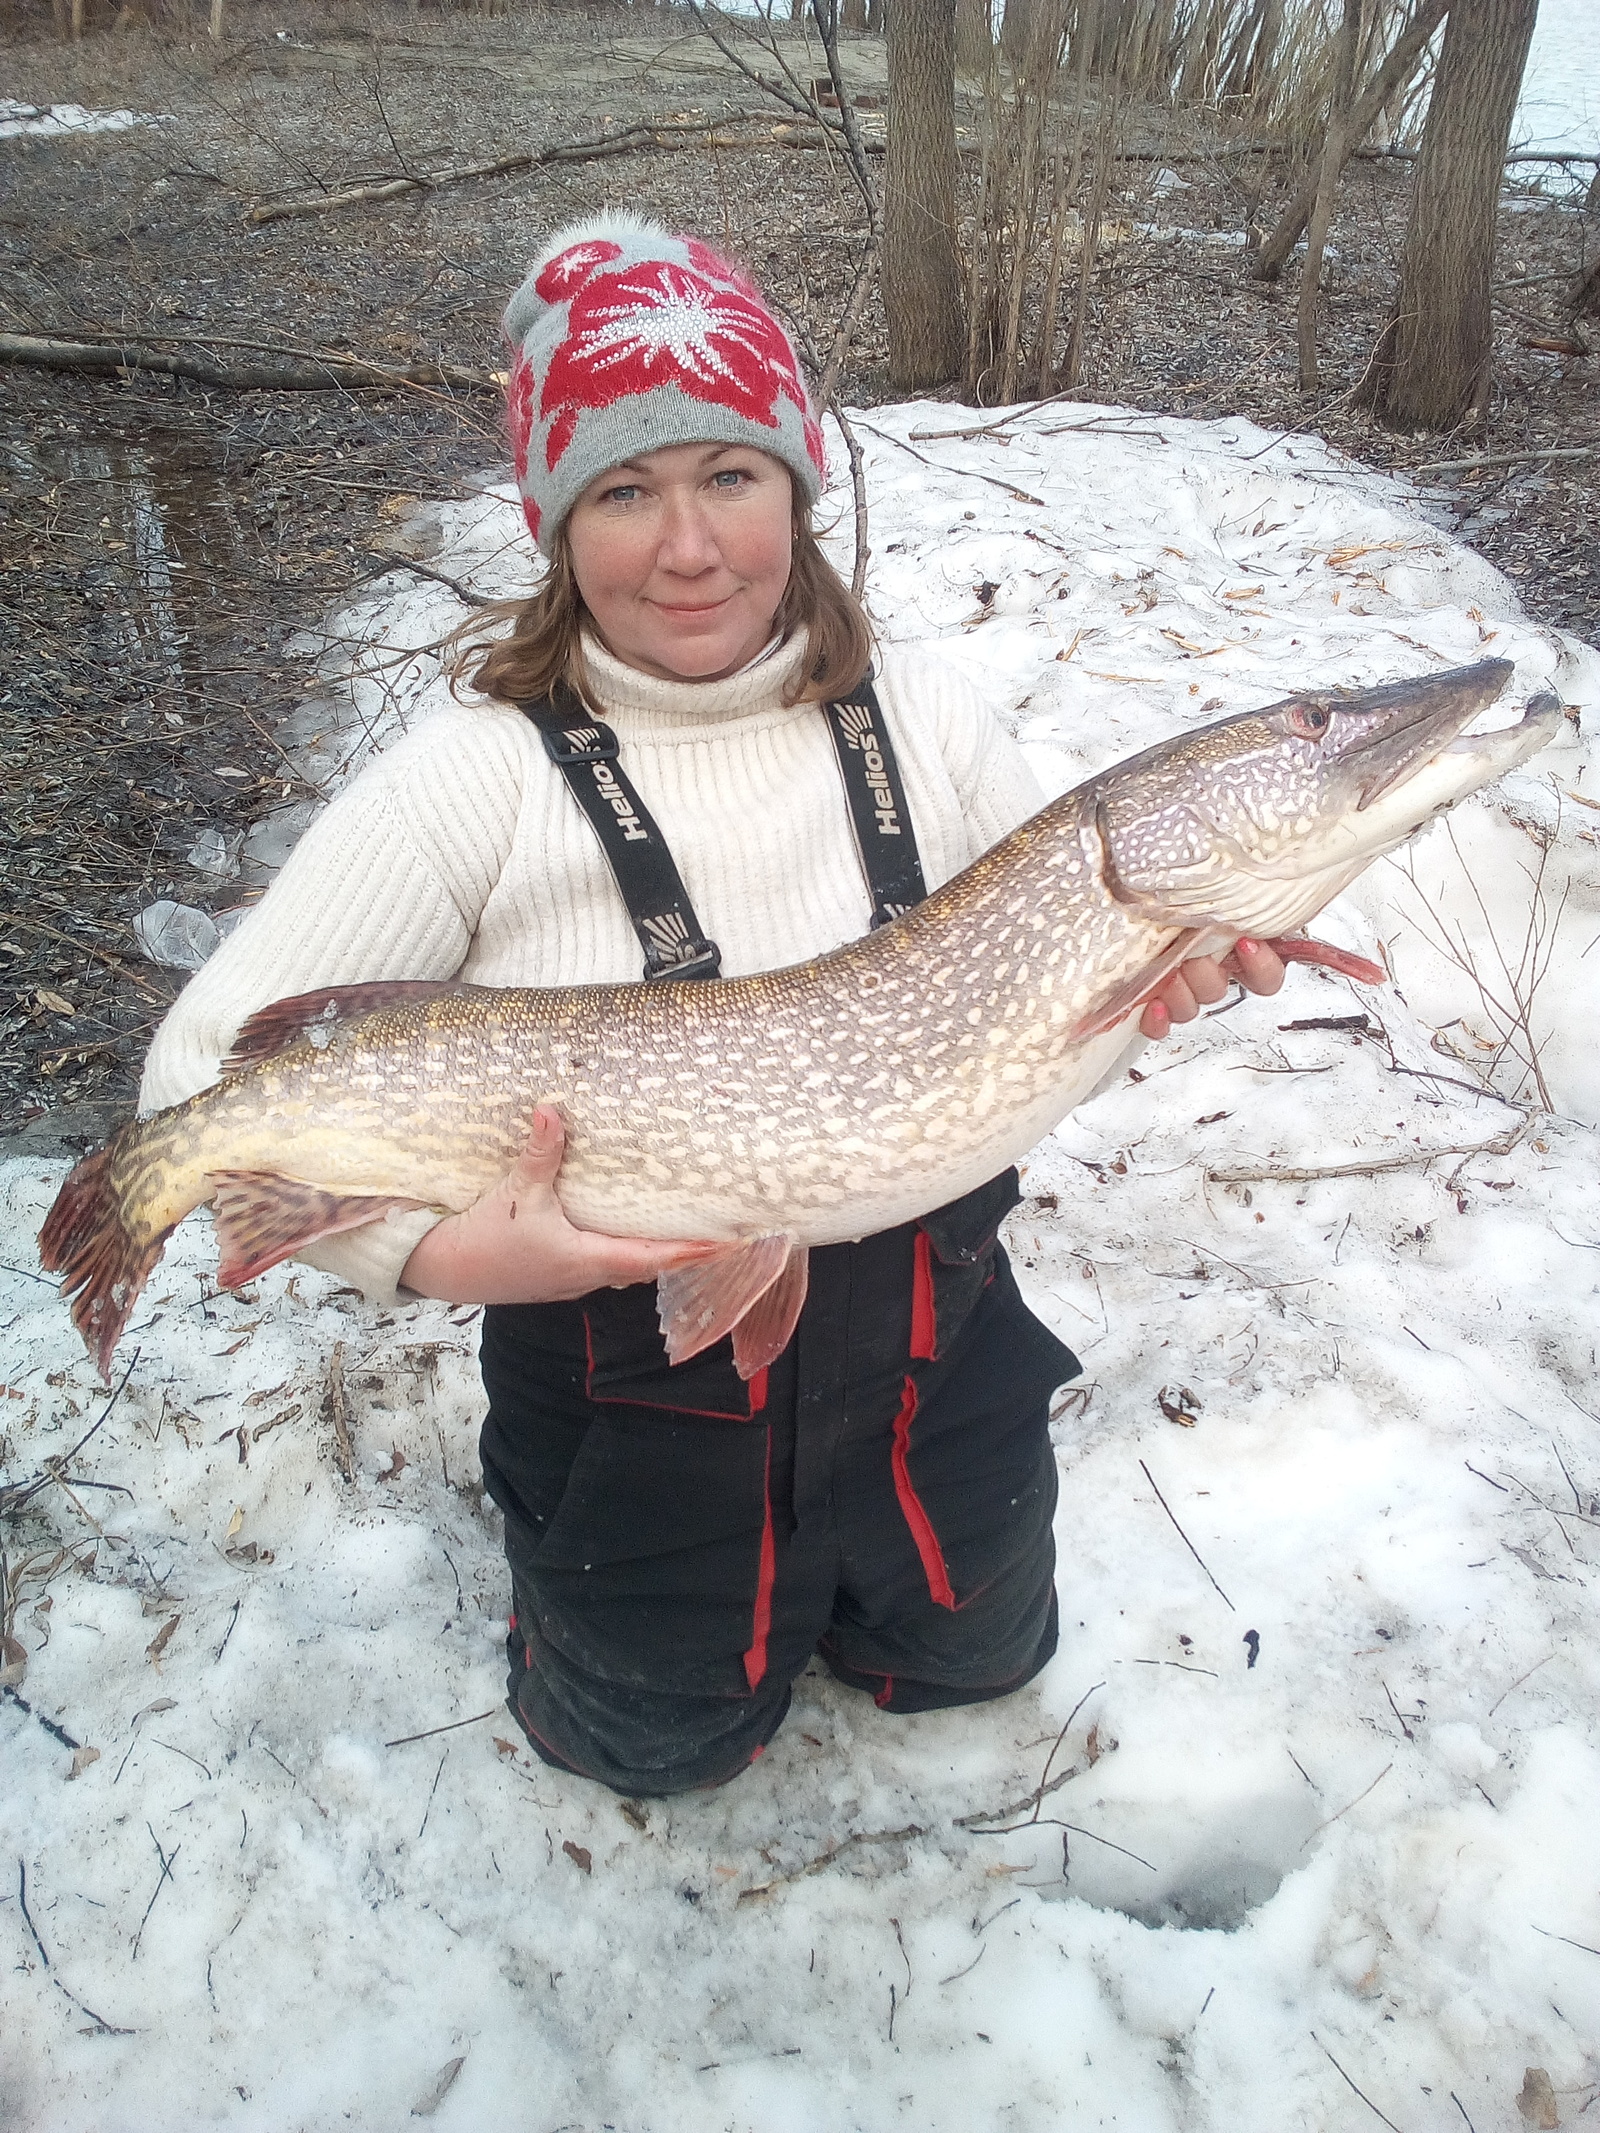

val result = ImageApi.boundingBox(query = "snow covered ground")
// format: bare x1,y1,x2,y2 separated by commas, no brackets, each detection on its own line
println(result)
4,402,1599,2133
0,101,157,141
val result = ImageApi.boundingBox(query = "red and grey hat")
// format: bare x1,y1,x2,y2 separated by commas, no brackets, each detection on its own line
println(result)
502,212,827,556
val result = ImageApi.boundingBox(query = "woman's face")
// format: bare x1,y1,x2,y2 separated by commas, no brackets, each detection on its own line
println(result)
564,442,794,683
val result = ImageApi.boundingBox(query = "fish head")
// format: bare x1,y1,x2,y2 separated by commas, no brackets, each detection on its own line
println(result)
1091,659,1560,936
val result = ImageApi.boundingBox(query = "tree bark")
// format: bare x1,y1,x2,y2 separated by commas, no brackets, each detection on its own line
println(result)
884,0,965,388
954,0,991,73
1297,0,1357,391
1376,0,1538,430
842,0,870,28
867,0,885,28
1254,0,1447,283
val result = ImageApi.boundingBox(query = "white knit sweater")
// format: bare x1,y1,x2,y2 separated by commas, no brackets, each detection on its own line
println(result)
141,635,1045,1300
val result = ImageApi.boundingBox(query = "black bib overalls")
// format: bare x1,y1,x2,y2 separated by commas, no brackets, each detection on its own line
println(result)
481,1169,1078,1794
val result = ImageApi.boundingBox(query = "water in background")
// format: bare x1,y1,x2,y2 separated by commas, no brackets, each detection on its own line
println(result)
1516,0,1600,171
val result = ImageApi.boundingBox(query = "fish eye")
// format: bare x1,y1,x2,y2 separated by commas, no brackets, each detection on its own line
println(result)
1287,704,1331,740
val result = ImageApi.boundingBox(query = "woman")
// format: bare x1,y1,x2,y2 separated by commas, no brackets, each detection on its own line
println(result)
143,215,1283,1795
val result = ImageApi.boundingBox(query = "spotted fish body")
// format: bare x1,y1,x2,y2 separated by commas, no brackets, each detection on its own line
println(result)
41,659,1559,1378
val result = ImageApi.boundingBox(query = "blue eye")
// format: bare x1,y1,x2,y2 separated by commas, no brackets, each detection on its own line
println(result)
601,483,639,505
713,468,749,488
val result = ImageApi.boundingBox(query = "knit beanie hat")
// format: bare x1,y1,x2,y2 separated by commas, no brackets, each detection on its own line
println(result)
503,212,827,556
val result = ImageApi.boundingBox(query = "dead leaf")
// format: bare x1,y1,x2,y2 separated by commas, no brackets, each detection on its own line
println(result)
1517,2067,1559,2129
561,1840,592,1874
1085,1722,1102,1766
67,1744,100,1779
1,1633,27,1690
410,2055,465,2118
133,1697,177,1723
145,1615,180,1664
492,1736,519,1759
225,1542,270,1566
619,1799,649,1832
35,989,75,1016
1157,1385,1202,1427
225,1506,244,1541
380,1447,408,1481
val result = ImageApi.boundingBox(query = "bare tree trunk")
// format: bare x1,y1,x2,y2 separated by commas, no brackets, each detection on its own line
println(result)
885,0,966,387
842,0,869,28
1297,0,1357,391
955,0,991,73
867,0,885,27
1254,0,1447,282
1376,0,1537,430
999,0,1038,68
209,0,224,35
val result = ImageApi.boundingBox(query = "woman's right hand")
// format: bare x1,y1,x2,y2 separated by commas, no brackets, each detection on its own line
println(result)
400,1105,715,1306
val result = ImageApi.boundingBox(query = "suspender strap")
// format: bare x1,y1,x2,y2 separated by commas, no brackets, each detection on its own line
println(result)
822,673,928,928
518,667,928,979
516,682,721,981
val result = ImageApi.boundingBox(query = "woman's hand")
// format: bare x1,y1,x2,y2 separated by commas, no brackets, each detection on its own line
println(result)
400,1106,714,1306
1138,937,1285,1040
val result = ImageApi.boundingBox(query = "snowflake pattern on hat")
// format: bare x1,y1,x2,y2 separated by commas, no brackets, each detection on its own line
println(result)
540,259,812,473
502,217,826,556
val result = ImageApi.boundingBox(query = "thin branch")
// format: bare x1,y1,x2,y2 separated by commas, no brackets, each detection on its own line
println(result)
384,1707,499,1750
16,1861,132,2035
1312,2034,1406,2133
1139,1459,1235,1611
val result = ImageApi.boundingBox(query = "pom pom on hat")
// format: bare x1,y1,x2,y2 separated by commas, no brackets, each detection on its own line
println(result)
502,212,827,555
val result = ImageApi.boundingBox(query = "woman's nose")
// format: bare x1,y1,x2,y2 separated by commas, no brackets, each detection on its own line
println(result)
654,494,722,576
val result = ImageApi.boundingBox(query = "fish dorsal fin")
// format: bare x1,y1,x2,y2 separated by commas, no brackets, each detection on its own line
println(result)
656,1233,796,1374
207,1169,431,1288
223,981,468,1075
731,1244,810,1380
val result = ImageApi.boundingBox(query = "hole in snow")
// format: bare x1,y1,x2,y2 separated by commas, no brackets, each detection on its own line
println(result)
1058,1785,1323,1931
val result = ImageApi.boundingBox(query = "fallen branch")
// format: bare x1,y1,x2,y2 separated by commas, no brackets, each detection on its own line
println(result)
324,1341,354,1485
738,1824,925,1902
1412,444,1600,477
243,113,849,225
1208,1126,1525,1184
0,332,492,397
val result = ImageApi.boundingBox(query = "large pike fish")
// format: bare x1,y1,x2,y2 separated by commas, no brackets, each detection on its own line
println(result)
41,658,1557,1380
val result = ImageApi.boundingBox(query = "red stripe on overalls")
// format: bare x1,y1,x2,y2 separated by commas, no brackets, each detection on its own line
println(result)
743,1407,776,1690
890,1374,956,1610
909,1229,938,1360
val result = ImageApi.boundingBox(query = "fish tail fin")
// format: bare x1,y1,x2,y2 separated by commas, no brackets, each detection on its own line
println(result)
38,1138,172,1381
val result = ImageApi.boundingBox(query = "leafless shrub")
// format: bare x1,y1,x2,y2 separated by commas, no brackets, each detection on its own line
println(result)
1390,814,1575,1113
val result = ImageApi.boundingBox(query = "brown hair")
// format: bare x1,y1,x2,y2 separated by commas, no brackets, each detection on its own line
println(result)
454,497,873,710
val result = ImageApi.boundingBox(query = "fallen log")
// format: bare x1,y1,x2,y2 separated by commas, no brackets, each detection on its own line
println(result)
241,112,863,226
0,332,494,395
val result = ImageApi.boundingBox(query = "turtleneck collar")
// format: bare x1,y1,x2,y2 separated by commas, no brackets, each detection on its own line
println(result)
581,629,811,730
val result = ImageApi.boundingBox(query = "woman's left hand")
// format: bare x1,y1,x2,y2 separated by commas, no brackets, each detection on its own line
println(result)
1139,937,1285,1040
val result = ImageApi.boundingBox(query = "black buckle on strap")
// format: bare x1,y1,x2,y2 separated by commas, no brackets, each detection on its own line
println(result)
538,720,619,766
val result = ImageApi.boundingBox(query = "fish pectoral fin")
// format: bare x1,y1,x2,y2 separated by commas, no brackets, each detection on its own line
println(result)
731,1244,810,1381
656,1233,800,1376
223,980,472,1075
207,1170,430,1288
1251,936,1387,986
1067,928,1210,1041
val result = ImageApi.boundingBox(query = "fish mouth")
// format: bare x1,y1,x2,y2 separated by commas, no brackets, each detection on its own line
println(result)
1339,659,1516,810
